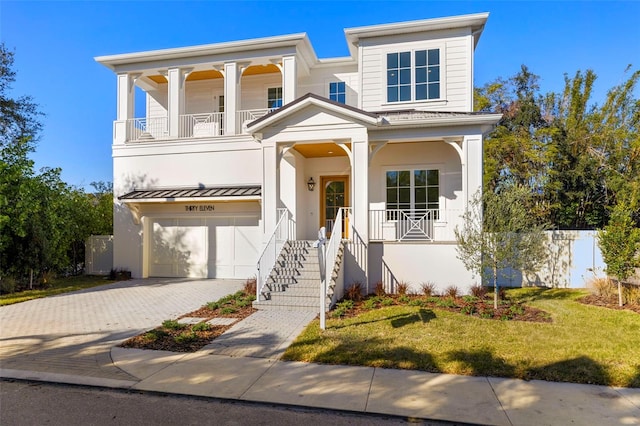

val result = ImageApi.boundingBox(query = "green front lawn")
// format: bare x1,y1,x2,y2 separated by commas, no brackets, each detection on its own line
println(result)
0,275,116,306
283,288,640,387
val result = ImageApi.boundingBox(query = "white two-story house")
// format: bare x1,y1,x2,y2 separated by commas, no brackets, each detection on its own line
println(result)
96,12,501,305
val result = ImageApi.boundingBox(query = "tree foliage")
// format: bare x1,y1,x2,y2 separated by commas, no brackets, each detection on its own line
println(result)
455,186,549,309
597,192,640,306
0,44,112,284
477,65,640,230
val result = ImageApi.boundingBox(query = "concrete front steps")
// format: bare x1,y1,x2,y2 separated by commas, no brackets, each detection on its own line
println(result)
253,240,329,312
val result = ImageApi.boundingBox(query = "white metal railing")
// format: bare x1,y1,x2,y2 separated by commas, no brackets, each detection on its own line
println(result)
179,113,223,138
325,208,346,307
256,209,290,300
126,117,168,142
369,209,439,241
237,108,276,133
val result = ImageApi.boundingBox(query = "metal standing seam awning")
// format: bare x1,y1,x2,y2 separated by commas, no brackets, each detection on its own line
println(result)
118,185,262,223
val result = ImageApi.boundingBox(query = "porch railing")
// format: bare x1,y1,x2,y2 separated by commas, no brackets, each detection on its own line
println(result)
256,208,290,301
179,113,223,138
126,117,168,142
369,209,464,242
237,108,276,133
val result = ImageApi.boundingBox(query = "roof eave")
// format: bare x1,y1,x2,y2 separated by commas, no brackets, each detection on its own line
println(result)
95,33,316,70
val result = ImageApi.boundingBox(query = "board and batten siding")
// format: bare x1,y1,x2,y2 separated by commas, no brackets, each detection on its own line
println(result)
359,30,473,112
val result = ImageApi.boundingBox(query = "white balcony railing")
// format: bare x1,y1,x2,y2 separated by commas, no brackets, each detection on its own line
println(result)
369,209,464,242
124,109,277,142
126,117,169,142
236,108,276,133
179,113,223,138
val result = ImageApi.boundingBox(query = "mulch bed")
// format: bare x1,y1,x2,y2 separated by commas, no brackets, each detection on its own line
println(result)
578,294,640,314
339,295,552,323
119,303,256,352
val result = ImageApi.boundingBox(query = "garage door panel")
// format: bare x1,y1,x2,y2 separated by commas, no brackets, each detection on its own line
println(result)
150,213,259,279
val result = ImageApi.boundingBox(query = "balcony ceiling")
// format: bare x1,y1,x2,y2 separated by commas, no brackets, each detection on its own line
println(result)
293,143,351,158
146,64,279,84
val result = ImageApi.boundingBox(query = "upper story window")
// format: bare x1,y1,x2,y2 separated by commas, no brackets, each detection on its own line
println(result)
387,49,440,103
329,81,346,104
268,87,283,108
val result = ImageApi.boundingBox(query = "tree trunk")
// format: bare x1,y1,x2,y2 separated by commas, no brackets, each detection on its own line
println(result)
493,266,498,310
618,279,623,307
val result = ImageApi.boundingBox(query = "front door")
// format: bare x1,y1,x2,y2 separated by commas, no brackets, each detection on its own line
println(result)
320,176,349,237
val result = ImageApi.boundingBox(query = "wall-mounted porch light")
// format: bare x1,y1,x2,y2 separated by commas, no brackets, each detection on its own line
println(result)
307,177,316,191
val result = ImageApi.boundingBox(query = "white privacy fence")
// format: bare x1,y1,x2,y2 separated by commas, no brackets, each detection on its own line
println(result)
85,235,113,275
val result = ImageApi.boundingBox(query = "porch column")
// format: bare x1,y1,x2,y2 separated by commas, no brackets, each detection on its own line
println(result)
168,67,189,138
351,132,369,241
224,62,240,135
115,73,134,144
262,140,278,237
464,135,483,206
282,55,297,105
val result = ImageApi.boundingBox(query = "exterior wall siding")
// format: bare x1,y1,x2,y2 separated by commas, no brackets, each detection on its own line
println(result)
360,29,472,112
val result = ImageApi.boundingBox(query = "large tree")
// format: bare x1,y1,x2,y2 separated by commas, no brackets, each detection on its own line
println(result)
0,44,113,283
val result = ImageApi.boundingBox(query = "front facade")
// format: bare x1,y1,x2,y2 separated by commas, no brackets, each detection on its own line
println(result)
96,13,501,294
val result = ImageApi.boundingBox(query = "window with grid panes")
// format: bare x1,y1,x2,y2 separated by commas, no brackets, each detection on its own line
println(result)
386,169,439,217
387,49,440,102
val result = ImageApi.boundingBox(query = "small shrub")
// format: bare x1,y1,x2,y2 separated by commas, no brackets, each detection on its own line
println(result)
192,322,211,332
396,281,409,295
436,298,456,308
444,285,460,299
624,284,640,305
220,307,237,315
243,276,257,295
398,294,410,303
408,298,424,307
462,295,479,303
41,270,56,287
174,331,197,344
206,301,221,310
461,304,476,315
236,299,250,308
589,277,616,298
420,282,436,297
498,287,507,300
143,329,167,341
0,276,17,294
470,284,488,299
374,281,386,296
479,308,494,319
381,297,395,306
162,320,184,330
509,304,525,316
425,296,440,304
363,298,378,310
331,299,355,318
345,282,363,302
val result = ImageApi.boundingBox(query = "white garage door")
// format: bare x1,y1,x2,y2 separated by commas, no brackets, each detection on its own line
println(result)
150,215,260,279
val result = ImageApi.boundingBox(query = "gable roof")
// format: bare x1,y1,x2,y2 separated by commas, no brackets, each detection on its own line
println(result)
246,93,381,133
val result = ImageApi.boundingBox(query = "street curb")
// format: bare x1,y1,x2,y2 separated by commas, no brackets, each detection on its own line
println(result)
0,368,138,389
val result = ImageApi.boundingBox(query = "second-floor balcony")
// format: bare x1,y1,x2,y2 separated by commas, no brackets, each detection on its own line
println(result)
123,109,275,142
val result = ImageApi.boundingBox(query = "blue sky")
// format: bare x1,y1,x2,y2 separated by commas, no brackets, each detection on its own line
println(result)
2,1,639,190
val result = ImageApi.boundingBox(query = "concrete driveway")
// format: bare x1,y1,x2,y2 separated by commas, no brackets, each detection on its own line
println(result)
0,278,243,380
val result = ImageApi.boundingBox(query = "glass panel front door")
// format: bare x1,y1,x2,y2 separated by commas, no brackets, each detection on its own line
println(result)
321,176,349,237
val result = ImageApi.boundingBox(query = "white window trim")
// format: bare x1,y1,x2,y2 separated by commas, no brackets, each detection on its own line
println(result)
381,164,445,222
380,43,446,106
327,80,347,104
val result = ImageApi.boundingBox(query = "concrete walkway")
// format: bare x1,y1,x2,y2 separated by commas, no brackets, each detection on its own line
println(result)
1,279,639,425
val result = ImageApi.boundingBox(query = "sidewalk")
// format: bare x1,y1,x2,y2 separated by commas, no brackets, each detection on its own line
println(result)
2,307,639,425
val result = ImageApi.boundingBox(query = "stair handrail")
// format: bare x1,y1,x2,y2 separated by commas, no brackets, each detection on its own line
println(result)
319,207,346,330
256,209,289,300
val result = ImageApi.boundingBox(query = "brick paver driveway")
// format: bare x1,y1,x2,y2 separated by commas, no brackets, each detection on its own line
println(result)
0,278,243,380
